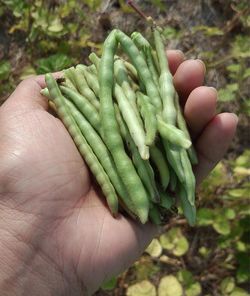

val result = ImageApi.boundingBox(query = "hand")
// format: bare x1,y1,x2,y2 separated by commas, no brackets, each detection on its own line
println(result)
0,51,237,295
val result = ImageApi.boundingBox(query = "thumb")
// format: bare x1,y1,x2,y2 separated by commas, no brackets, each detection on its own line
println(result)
2,73,61,111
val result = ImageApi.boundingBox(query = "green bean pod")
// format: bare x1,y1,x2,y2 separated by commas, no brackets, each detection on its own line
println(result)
60,85,100,133
153,28,176,124
99,30,149,223
174,92,198,165
115,105,159,203
114,59,139,116
136,91,157,146
114,83,149,160
178,182,196,226
89,52,100,71
115,29,162,112
45,73,118,215
163,140,185,183
180,149,196,206
149,145,170,190
65,99,129,202
131,32,159,87
68,67,100,110
76,64,100,97
157,116,192,149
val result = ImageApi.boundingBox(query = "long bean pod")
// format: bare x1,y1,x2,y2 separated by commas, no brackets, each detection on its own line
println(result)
174,92,198,165
131,32,159,87
65,99,129,202
99,30,150,223
136,92,157,146
115,105,159,203
45,73,118,215
157,116,192,149
114,83,149,160
60,85,100,132
69,67,100,110
115,29,162,112
149,145,170,190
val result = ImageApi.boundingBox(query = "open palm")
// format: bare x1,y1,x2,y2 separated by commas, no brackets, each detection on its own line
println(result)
0,51,237,295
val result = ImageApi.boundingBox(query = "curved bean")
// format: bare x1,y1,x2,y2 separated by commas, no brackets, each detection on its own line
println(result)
157,116,191,149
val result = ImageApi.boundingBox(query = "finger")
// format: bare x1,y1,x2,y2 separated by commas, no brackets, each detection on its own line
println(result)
166,50,185,75
194,113,238,185
184,86,217,140
3,73,62,111
174,59,206,103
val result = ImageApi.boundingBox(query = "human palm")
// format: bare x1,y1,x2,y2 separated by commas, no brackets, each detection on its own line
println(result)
0,51,237,295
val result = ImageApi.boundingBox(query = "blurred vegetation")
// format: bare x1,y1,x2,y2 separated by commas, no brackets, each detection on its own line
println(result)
0,0,249,295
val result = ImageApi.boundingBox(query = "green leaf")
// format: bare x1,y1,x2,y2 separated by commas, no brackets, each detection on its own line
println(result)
201,162,228,191
101,276,117,291
186,282,202,296
243,68,250,79
158,275,183,296
230,287,250,296
232,35,250,58
236,252,250,283
145,239,162,258
177,270,202,296
19,65,36,80
36,53,73,74
126,280,156,296
134,258,159,281
48,18,64,33
0,61,11,80
220,277,235,294
198,246,211,258
213,217,231,235
236,241,247,252
223,208,236,220
235,150,250,168
218,84,238,102
160,228,189,256
197,208,214,226
228,188,250,199
177,269,194,286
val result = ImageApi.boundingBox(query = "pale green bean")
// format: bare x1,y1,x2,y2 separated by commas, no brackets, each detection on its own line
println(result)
45,73,118,215
99,29,149,223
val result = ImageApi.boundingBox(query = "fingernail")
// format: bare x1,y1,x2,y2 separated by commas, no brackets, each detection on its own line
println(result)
195,59,206,73
209,87,218,99
176,49,185,57
231,113,239,124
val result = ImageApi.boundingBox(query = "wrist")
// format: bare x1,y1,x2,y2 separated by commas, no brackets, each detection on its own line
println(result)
0,205,84,296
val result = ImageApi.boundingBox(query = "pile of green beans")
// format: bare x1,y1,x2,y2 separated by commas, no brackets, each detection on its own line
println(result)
42,26,198,226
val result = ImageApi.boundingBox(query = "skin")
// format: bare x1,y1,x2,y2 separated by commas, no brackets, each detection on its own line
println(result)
0,51,237,295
